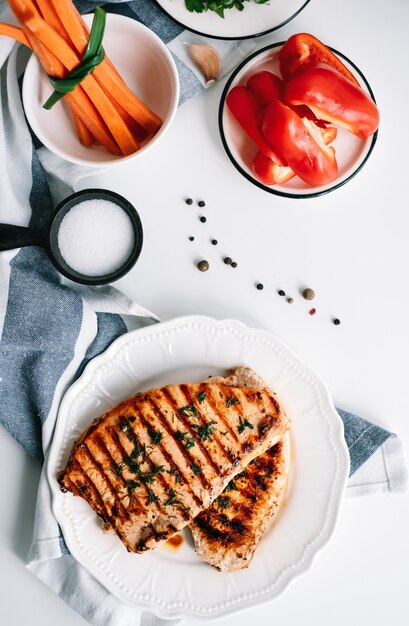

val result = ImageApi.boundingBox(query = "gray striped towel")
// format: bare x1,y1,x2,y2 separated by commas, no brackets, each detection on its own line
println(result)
0,1,407,625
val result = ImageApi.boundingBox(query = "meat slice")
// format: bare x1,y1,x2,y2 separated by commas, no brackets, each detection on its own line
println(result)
58,368,288,553
190,430,291,572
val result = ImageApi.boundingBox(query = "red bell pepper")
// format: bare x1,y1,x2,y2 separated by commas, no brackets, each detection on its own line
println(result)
279,33,360,86
262,99,338,186
252,150,295,185
226,85,285,165
246,71,283,114
284,63,379,138
252,124,337,186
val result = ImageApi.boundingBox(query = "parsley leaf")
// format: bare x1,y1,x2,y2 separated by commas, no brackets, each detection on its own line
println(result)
238,416,254,434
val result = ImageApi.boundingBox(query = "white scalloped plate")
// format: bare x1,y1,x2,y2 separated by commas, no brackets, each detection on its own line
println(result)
47,316,349,620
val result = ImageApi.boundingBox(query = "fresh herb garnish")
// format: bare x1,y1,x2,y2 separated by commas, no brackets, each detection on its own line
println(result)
126,479,140,492
226,397,239,408
197,391,206,404
238,416,254,434
148,427,163,446
185,436,196,450
164,488,180,506
192,421,217,441
147,489,159,504
175,430,187,441
139,465,165,484
185,0,269,19
179,403,198,418
43,7,107,109
168,468,182,484
190,461,202,476
112,462,125,476
225,479,238,492
123,456,141,474
214,495,231,510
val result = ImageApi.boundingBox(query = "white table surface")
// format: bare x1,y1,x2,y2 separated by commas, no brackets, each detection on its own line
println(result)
1,0,409,624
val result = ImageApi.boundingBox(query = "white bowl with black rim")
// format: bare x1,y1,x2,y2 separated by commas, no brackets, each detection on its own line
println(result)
219,42,378,200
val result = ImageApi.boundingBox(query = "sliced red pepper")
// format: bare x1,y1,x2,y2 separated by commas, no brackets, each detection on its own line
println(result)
246,71,283,114
226,85,285,165
284,63,379,138
252,123,337,186
279,33,360,86
252,150,295,185
262,99,338,187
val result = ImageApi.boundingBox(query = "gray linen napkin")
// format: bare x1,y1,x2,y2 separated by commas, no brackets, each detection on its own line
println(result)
0,1,407,625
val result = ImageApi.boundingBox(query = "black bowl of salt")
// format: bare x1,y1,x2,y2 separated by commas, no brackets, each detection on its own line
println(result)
0,189,143,285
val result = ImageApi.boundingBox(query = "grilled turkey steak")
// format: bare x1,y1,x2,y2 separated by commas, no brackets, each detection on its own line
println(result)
58,367,288,554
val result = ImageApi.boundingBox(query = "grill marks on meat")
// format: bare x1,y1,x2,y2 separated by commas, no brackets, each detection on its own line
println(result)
58,368,288,553
190,431,291,572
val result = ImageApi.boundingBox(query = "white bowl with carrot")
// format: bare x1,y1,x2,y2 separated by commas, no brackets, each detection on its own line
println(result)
3,1,179,167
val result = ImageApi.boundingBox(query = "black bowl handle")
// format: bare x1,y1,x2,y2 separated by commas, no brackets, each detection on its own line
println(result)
0,224,48,252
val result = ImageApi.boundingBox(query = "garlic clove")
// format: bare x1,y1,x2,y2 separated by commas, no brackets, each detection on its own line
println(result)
184,42,221,86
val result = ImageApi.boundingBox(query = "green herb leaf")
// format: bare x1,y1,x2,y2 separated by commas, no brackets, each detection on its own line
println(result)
127,479,140,492
238,416,254,434
148,427,163,446
43,7,106,110
175,430,187,441
139,465,165,484
190,461,202,476
197,391,206,404
192,421,217,441
179,403,198,418
214,495,231,510
185,436,196,450
147,489,159,504
226,397,239,408
112,462,125,476
224,479,238,492
164,488,179,506
185,0,206,12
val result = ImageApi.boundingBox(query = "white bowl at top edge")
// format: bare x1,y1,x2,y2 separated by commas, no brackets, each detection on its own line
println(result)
22,13,179,168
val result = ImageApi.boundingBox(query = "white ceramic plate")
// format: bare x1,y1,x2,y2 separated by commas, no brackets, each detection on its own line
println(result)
219,43,378,199
22,14,179,167
47,316,349,620
155,0,311,39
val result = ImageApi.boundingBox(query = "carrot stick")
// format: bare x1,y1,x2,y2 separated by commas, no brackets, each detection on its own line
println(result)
0,22,30,46
34,0,70,42
65,90,121,155
48,0,162,134
71,110,95,146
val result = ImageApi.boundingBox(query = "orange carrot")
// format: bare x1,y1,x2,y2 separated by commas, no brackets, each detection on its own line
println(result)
0,22,30,46
71,110,95,146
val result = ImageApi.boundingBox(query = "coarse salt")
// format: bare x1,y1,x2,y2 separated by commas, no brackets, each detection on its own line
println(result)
57,199,135,277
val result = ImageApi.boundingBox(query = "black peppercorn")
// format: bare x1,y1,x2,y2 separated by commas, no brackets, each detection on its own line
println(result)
231,262,237,268
185,198,193,205
278,290,286,296
189,236,194,241
224,257,232,265
333,318,341,325
199,216,207,223
197,260,209,272
198,200,206,207
256,283,264,290
211,239,218,245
